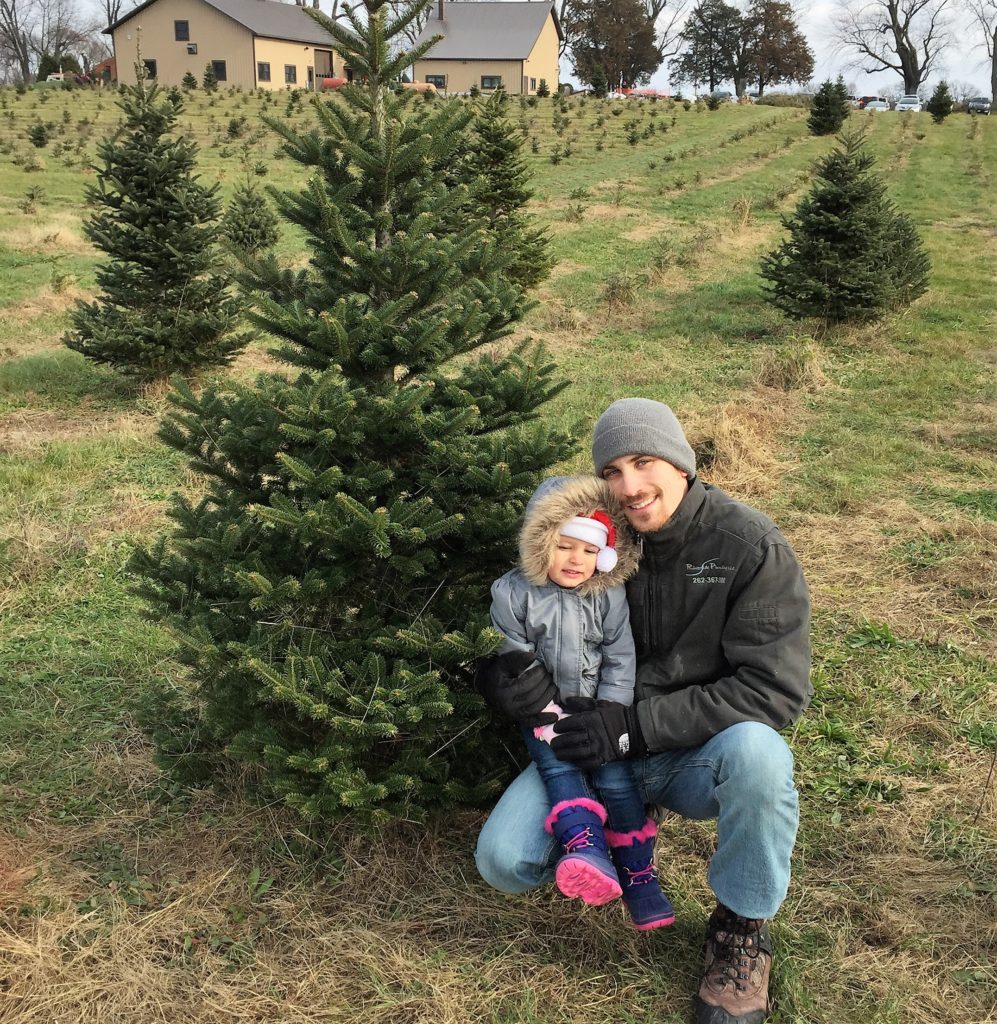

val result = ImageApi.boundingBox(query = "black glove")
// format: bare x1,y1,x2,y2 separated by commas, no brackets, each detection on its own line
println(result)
550,700,646,769
559,695,597,714
473,650,558,726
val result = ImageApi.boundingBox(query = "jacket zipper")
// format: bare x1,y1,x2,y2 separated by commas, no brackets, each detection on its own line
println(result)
647,563,657,654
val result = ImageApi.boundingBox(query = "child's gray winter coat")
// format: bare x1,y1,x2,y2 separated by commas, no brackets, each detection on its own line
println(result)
490,476,640,705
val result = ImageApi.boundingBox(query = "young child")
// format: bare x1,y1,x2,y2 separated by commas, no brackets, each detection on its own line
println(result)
489,475,675,930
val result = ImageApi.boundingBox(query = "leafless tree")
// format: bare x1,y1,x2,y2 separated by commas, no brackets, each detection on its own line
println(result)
31,0,92,63
0,0,106,82
835,0,952,94
644,0,690,57
0,0,33,83
386,0,433,46
963,0,997,99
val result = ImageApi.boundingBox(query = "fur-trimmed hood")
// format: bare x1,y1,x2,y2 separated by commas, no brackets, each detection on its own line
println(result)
519,476,639,597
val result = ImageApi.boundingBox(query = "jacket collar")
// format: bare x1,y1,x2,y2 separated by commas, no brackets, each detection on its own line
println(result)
637,476,707,563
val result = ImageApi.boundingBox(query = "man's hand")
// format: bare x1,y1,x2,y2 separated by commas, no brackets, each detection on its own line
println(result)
550,701,646,769
473,650,558,725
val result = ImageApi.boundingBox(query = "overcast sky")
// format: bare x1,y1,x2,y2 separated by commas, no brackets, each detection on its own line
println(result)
83,0,994,96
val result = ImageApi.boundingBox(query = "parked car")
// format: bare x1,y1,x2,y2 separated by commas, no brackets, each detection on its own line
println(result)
967,96,992,114
896,95,922,112
857,95,879,108
864,98,890,111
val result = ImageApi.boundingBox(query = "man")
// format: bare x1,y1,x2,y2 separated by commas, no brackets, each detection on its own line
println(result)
474,398,812,1024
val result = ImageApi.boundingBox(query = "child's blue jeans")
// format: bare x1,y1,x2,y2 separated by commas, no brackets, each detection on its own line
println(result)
479,722,799,921
520,725,647,833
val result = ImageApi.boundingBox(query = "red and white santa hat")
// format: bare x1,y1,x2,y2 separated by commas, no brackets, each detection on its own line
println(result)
559,510,618,573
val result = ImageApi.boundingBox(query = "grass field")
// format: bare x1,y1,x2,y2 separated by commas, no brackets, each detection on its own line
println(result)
0,83,995,1024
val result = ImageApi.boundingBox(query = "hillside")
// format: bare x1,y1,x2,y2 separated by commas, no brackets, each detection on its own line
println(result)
1,85,995,1023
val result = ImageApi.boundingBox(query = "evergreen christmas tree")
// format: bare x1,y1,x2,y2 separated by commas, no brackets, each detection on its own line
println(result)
222,180,280,256
760,131,930,324
202,62,218,92
808,77,850,135
182,70,198,90
462,92,552,291
590,67,609,99
65,69,250,377
130,0,573,824
926,80,953,123
536,78,550,98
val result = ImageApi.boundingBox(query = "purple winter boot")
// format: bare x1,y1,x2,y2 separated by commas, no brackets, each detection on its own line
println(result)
544,798,623,906
605,818,676,930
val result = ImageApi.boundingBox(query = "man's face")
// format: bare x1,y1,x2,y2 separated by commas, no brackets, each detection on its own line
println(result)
601,454,689,533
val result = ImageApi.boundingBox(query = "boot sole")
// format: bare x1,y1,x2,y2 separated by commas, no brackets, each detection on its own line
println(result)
632,912,676,930
555,857,622,905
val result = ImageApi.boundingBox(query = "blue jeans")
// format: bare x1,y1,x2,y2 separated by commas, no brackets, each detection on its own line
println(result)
476,722,799,920
520,725,647,833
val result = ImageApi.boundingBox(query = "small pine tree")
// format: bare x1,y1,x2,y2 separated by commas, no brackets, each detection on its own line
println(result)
590,67,608,99
64,68,250,377
27,121,51,147
222,180,280,255
883,210,930,310
926,80,953,124
129,0,573,824
808,77,850,135
760,131,930,324
536,78,550,98
202,62,218,92
182,70,198,90
462,91,552,290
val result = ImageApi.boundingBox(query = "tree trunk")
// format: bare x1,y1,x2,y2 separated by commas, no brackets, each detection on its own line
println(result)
991,27,997,104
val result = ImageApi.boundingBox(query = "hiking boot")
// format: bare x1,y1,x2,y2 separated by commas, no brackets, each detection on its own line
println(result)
544,798,622,906
694,903,773,1024
605,818,676,930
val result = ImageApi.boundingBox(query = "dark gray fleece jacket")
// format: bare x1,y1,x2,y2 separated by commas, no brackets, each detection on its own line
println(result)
627,476,812,750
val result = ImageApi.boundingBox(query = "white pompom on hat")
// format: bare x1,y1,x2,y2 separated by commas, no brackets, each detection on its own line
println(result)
558,510,618,573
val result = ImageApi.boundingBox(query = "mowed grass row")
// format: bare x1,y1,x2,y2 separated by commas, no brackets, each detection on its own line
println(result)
0,87,995,1023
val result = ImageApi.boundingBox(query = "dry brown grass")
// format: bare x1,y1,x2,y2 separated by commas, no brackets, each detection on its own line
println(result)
688,388,799,498
621,218,678,243
0,215,93,256
0,409,153,455
756,337,829,392
0,781,687,1024
1,282,91,320
786,502,997,657
528,295,590,335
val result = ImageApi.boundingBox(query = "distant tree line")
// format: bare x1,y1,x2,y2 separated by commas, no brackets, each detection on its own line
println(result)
0,0,126,85
670,0,813,97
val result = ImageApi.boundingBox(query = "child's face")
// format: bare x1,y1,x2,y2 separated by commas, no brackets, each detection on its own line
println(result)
548,534,599,588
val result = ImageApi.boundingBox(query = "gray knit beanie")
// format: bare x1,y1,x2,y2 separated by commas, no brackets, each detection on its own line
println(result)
592,398,697,478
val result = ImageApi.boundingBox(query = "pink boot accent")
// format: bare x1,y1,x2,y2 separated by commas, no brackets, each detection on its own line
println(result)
604,818,658,847
555,856,623,905
543,797,608,834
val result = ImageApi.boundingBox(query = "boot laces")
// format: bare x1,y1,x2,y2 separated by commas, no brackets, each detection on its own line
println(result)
563,827,596,853
623,864,656,886
709,915,764,993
